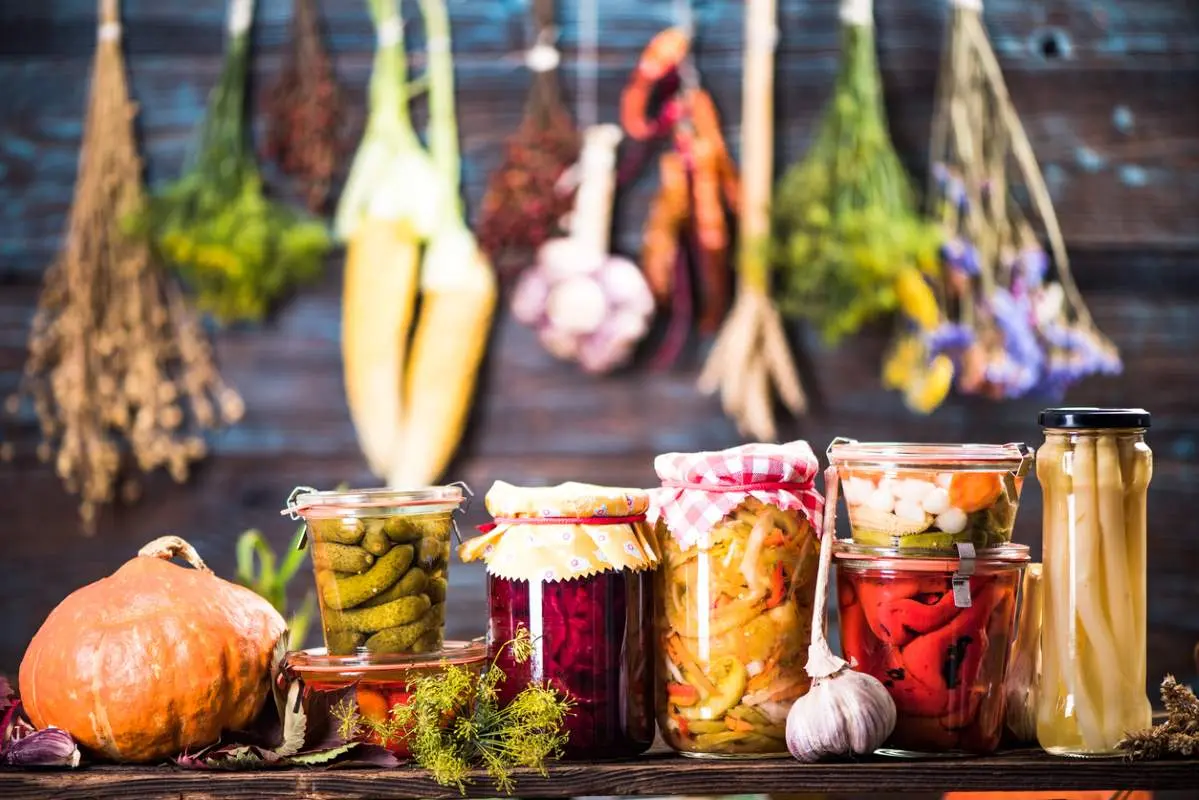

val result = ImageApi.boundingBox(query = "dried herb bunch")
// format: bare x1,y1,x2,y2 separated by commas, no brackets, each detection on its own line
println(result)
264,0,346,214
333,628,571,794
892,0,1120,408
772,0,940,345
476,0,580,281
132,0,331,323
1118,675,1199,760
6,0,242,529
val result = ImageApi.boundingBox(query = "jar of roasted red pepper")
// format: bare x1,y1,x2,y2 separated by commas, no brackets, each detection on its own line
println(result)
458,482,659,759
835,542,1029,756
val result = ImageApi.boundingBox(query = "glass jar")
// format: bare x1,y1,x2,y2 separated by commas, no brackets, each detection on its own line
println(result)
459,481,658,760
1036,408,1153,756
277,641,486,757
828,439,1032,555
649,442,823,759
1004,562,1042,744
835,542,1029,756
285,486,463,656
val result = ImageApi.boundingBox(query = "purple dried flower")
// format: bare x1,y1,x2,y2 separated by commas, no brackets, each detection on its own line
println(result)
925,322,974,355
1018,247,1049,287
989,288,1044,370
932,162,950,187
948,178,969,212
940,237,980,276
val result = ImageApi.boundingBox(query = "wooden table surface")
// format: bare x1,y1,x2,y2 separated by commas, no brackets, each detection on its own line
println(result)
2,749,1197,799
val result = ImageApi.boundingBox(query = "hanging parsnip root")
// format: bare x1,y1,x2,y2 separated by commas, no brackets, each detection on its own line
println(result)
391,236,496,488
343,205,421,476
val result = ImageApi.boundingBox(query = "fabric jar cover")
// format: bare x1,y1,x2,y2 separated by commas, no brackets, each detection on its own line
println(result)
458,481,660,582
647,440,825,548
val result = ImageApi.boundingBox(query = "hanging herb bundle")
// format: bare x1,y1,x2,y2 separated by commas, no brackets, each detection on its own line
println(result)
131,0,331,323
772,0,941,346
264,0,347,214
332,628,571,793
889,0,1120,408
6,0,242,529
621,26,740,362
1117,674,1199,760
476,0,580,280
698,0,806,440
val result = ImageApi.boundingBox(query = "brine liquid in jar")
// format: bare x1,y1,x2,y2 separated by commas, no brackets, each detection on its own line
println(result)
649,442,824,759
1036,408,1153,757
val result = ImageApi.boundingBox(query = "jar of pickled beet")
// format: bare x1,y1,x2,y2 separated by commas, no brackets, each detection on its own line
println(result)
276,641,487,757
284,485,464,656
835,542,1029,756
648,442,824,759
828,439,1032,555
458,482,659,760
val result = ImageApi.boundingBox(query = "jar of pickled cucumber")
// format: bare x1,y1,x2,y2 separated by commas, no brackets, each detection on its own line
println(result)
648,442,824,759
285,486,463,656
459,482,659,760
1036,408,1153,756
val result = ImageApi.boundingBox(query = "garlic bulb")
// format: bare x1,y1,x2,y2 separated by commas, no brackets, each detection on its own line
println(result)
1004,562,1043,743
785,466,897,762
510,125,654,374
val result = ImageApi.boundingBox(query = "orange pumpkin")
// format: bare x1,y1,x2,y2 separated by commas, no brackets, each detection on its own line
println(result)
19,536,287,763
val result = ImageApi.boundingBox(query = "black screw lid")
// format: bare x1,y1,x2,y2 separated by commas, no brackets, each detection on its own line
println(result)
1038,407,1151,430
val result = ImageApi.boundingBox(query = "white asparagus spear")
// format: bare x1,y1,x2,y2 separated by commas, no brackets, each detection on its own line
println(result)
1095,434,1135,731
1120,435,1154,729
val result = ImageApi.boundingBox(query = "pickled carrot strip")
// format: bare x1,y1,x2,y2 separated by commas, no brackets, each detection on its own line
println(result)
726,717,755,732
763,529,786,548
667,682,700,706
763,561,786,609
667,633,719,695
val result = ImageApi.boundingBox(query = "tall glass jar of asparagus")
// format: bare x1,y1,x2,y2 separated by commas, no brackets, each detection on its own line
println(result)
1036,408,1152,756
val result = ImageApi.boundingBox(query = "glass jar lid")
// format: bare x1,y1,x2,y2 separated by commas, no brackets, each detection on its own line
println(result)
835,541,1030,573
282,639,486,685
827,438,1031,474
1039,407,1150,430
283,485,465,520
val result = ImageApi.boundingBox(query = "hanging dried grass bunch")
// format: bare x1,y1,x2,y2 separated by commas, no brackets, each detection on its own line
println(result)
6,0,242,530
885,0,1121,407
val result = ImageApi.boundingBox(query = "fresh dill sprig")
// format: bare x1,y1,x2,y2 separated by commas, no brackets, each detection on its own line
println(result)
333,627,571,794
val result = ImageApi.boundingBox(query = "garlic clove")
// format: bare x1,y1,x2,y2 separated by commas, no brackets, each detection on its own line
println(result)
545,276,608,335
2,726,81,768
538,325,579,360
538,238,603,281
510,269,550,326
597,256,654,312
785,670,896,762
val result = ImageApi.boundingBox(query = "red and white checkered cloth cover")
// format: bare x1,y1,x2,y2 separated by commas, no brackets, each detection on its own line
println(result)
647,440,825,549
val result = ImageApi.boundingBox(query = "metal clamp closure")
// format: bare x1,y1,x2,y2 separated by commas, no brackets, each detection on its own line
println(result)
951,541,977,608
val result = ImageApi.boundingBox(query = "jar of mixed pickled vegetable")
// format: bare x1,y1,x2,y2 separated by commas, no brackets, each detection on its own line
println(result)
1036,408,1153,757
835,542,1029,756
285,486,463,656
828,439,1032,555
276,640,486,757
648,442,824,759
458,482,659,760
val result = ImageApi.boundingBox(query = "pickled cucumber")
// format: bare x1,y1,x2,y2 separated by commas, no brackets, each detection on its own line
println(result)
417,535,450,568
362,522,392,557
383,515,451,544
308,517,365,545
410,631,442,653
361,566,428,608
325,630,365,654
364,614,436,652
312,542,375,574
321,545,415,610
426,576,447,603
854,528,973,552
327,594,432,634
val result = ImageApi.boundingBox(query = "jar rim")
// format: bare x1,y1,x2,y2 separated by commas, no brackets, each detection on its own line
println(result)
834,541,1030,572
282,485,465,518
827,439,1031,473
282,639,486,681
1039,407,1150,430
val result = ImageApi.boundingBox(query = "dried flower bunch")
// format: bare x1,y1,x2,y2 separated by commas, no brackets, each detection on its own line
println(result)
885,0,1120,410
264,0,347,214
333,627,571,794
476,0,580,281
6,0,242,529
1118,675,1199,760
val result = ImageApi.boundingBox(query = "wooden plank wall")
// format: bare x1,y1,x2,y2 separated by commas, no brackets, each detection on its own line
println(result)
1,0,1197,691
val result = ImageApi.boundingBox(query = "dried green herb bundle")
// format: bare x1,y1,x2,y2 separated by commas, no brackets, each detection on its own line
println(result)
133,0,331,323
1118,675,1199,760
6,0,242,529
264,0,346,214
333,628,571,794
771,0,940,344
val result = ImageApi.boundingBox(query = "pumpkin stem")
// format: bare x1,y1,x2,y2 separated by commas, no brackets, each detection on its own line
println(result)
138,536,213,573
